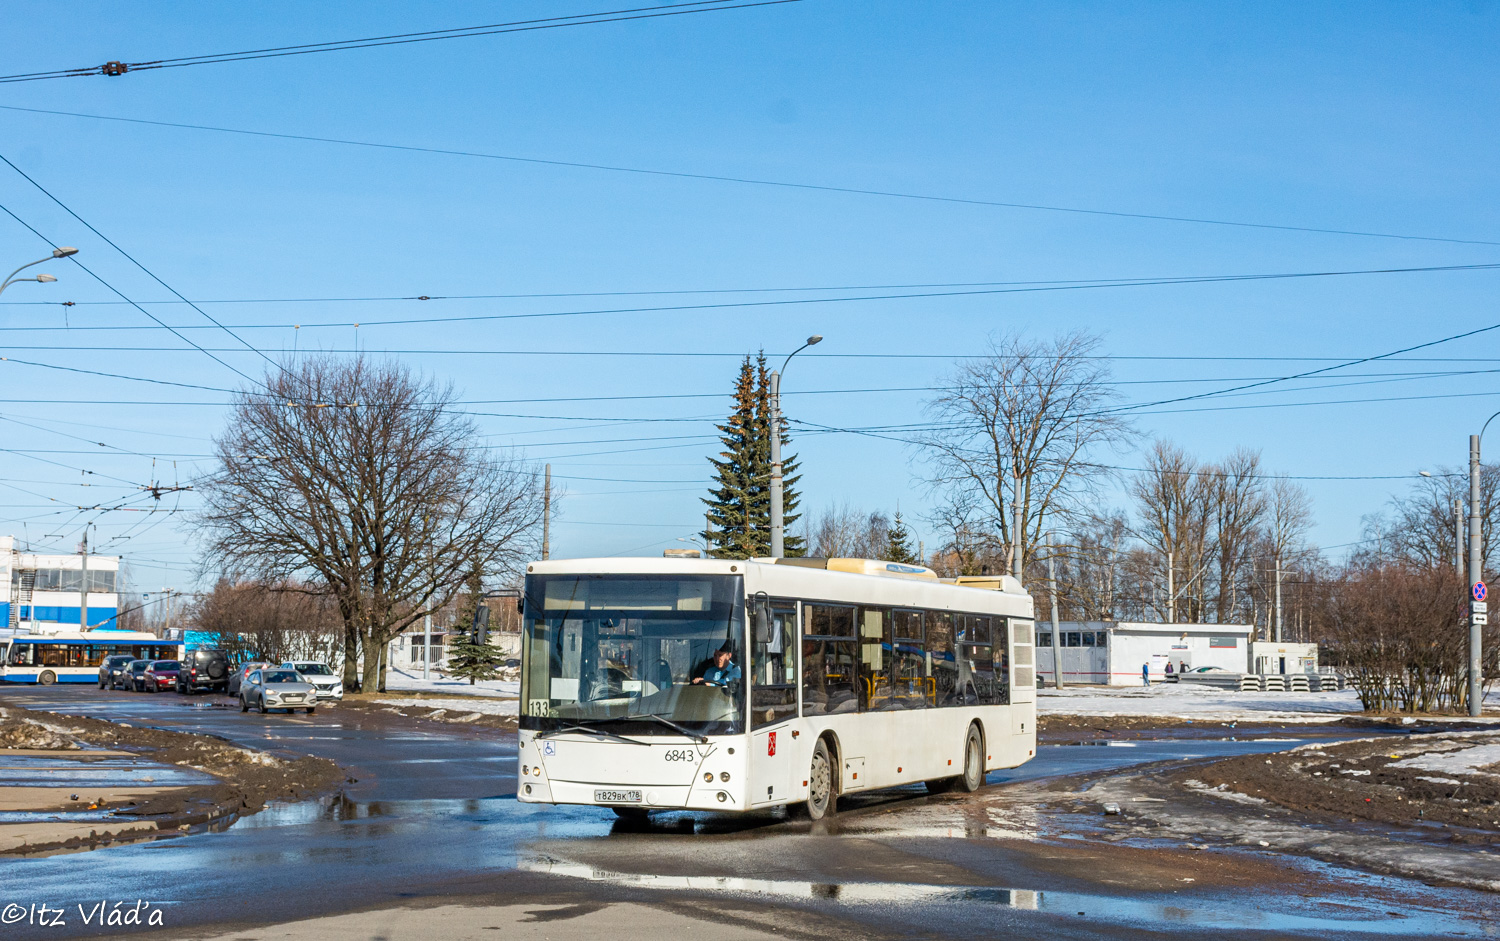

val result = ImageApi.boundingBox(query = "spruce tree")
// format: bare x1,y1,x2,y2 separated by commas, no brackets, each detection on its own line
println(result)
702,353,804,558
704,357,760,558
445,562,506,684
884,511,920,565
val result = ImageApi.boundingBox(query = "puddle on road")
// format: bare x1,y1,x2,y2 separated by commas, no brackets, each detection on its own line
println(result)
518,853,1488,936
0,753,216,789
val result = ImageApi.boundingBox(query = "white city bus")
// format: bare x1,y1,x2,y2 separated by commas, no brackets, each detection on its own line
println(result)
517,556,1036,819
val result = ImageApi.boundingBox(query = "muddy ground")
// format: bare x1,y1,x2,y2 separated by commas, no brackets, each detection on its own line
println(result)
1182,730,1500,835
0,703,345,853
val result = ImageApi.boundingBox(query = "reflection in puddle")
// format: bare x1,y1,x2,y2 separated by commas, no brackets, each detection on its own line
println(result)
518,854,1485,936
518,854,1039,908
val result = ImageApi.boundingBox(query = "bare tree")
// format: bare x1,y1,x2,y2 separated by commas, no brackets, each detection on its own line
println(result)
1355,465,1499,571
918,331,1135,579
1264,476,1313,640
1130,441,1214,622
196,356,545,692
811,503,890,558
1054,510,1131,620
191,578,343,666
924,488,1000,577
1206,448,1267,623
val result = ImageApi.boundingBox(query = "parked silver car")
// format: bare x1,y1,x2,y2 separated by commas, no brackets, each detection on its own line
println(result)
239,668,318,714
280,661,343,701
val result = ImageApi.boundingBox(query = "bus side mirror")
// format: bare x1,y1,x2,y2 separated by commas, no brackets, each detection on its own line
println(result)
752,594,772,645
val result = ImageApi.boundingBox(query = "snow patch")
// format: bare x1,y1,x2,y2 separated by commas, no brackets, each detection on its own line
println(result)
375,697,518,717
1037,683,1364,721
1390,743,1500,778
383,668,518,699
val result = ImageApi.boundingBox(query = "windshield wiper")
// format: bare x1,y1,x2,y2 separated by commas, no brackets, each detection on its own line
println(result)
536,722,647,746
637,713,709,743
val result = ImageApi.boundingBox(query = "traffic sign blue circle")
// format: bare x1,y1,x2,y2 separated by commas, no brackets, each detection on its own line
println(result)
1474,581,1487,602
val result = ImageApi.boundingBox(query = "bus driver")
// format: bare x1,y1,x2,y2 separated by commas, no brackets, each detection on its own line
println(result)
691,646,741,688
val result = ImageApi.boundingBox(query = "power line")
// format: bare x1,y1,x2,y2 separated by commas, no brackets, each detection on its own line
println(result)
1108,317,1500,415
7,264,1500,309
0,152,281,384
0,199,260,385
0,2,796,83
2,101,1495,247
7,261,1500,333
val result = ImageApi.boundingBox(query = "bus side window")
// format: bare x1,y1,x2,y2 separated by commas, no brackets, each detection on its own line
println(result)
961,616,995,704
993,618,1012,705
802,605,858,716
927,611,956,707
751,603,798,728
890,610,926,709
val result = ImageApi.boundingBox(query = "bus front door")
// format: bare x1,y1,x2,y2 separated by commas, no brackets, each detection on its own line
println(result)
751,727,792,806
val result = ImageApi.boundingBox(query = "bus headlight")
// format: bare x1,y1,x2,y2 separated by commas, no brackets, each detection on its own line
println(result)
720,772,730,782
703,773,713,783
716,792,727,802
522,765,529,775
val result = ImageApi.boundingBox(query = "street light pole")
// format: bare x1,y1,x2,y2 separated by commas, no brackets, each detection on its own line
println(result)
1470,424,1494,718
769,335,821,558
0,246,77,296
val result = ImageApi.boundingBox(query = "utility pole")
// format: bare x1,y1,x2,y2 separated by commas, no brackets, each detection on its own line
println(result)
79,529,89,631
1274,557,1284,643
1046,534,1065,689
1166,549,1174,624
1457,498,1465,574
770,335,821,558
542,463,551,561
1469,434,1484,717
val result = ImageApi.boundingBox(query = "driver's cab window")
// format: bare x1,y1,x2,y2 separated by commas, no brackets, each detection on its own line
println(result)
751,602,798,728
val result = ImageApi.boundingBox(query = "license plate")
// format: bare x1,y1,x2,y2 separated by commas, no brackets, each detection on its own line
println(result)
594,789,642,803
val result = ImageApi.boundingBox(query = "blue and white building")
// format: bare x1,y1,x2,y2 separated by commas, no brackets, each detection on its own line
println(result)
2,535,120,631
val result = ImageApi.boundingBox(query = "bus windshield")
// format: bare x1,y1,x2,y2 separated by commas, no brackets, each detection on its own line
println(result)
521,574,744,736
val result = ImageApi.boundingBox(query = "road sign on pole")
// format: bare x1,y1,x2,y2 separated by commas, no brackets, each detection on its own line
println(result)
1473,581,1487,603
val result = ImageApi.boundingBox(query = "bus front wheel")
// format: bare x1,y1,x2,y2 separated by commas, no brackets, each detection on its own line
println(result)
38,671,56,686
807,738,836,820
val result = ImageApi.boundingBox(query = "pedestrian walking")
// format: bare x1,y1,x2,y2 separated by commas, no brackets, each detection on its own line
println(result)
1142,662,1151,687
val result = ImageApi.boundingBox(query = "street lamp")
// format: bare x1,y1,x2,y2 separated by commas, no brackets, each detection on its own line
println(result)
1465,414,1500,717
0,247,77,296
769,334,822,558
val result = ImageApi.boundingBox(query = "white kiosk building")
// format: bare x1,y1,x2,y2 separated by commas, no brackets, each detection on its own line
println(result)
1036,621,1254,686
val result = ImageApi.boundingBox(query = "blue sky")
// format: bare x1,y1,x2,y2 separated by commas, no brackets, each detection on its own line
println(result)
0,1,1497,592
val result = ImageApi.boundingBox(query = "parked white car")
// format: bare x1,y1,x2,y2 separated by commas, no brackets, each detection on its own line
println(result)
281,661,344,701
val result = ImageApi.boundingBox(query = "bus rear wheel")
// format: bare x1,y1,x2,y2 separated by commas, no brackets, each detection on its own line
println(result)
38,671,56,686
807,738,836,820
956,724,985,792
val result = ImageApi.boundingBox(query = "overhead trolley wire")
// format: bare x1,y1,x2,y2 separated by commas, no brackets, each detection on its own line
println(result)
5,263,1500,309
0,102,1494,248
0,2,798,83
7,261,1500,332
0,152,284,384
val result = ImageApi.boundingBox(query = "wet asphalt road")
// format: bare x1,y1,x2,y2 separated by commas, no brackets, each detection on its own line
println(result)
1,686,1493,940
